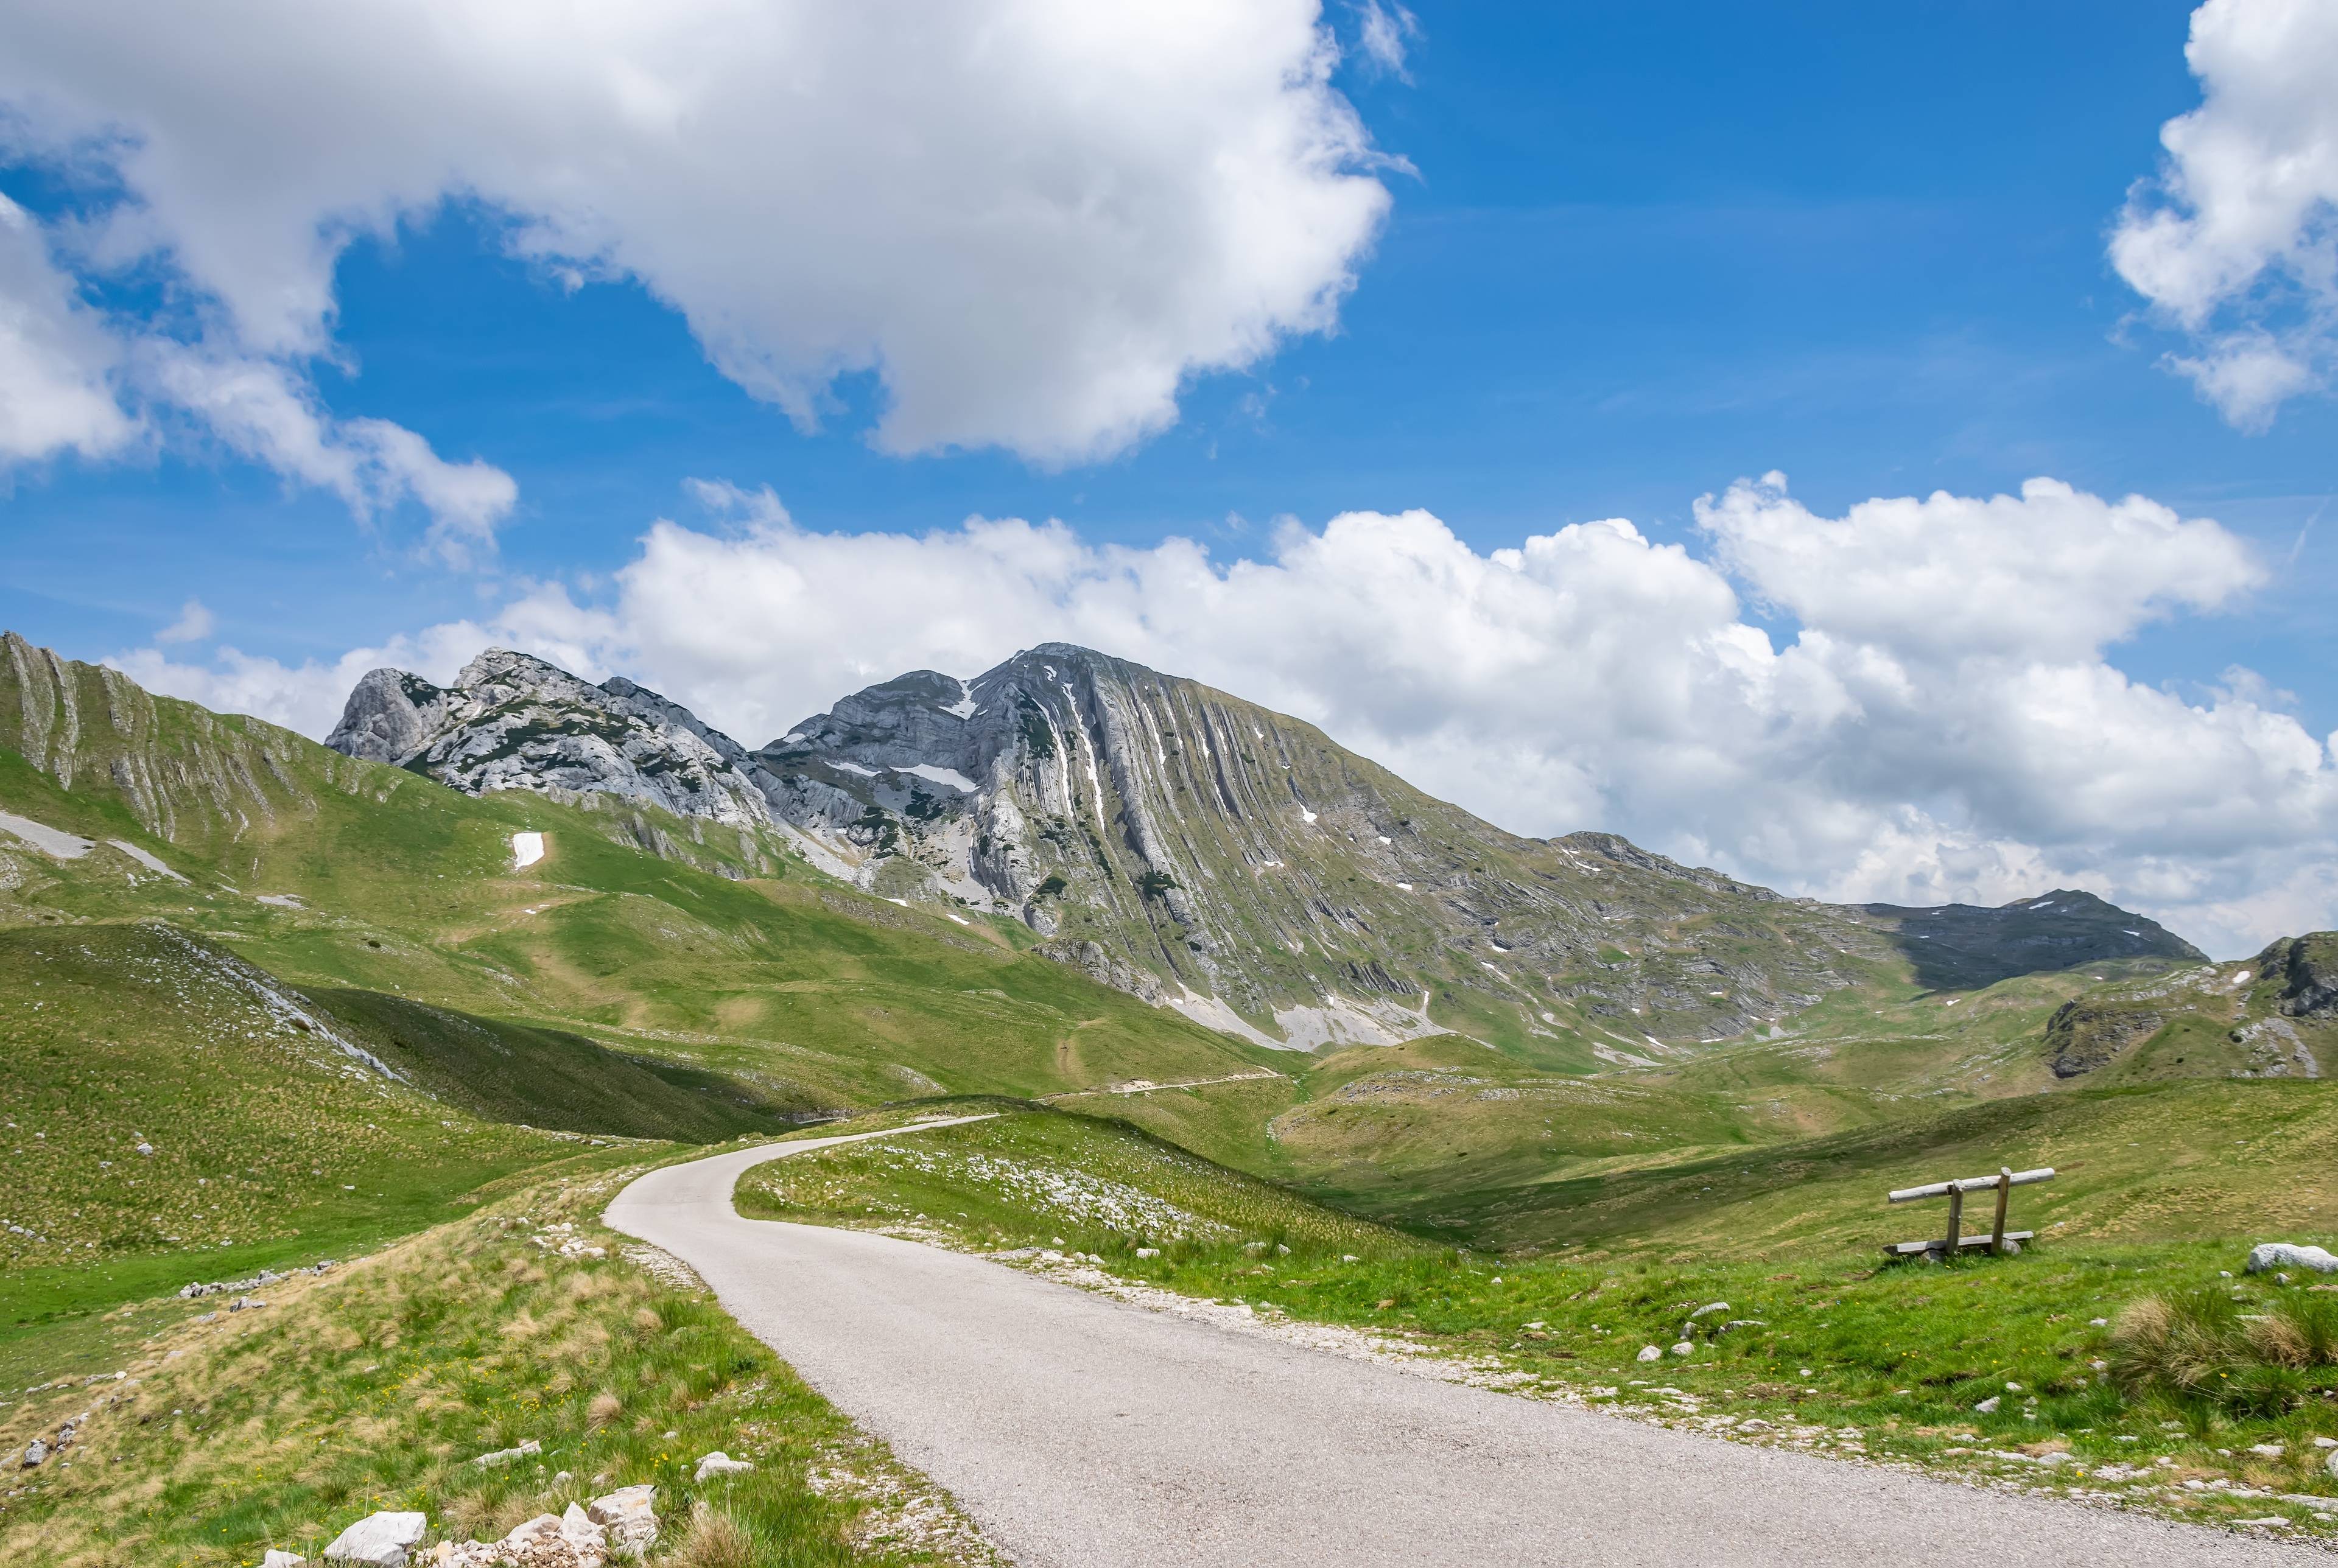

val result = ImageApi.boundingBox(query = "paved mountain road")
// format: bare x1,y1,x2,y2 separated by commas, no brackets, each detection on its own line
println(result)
606,1123,2322,1568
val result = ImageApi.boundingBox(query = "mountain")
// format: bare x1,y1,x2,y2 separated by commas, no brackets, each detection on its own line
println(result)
323,641,2204,1057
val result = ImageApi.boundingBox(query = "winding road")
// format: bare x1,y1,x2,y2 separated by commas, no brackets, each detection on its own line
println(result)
605,1122,2325,1568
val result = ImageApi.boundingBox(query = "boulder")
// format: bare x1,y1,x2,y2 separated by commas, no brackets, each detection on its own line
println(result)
323,1510,428,1566
1635,1345,1663,1363
1669,1342,1693,1357
693,1451,754,1482
19,1438,44,1468
586,1485,658,1559
2247,1242,2338,1275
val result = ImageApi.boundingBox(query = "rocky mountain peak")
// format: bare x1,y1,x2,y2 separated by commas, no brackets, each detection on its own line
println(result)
317,640,2208,1059
323,648,776,830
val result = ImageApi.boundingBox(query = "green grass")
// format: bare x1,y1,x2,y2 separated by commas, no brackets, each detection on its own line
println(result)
1372,1078,2338,1258
0,923,579,1348
737,1097,2338,1534
739,1103,1405,1264
0,1155,992,1567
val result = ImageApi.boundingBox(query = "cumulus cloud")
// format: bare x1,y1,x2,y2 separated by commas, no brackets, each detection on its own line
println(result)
1697,473,2264,662
2110,0,2338,427
2,0,1392,466
139,346,517,564
121,475,2338,954
153,598,214,645
0,195,518,552
0,193,136,463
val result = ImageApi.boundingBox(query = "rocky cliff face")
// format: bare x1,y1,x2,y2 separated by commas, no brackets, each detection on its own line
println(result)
1,631,326,847
2258,933,2338,1020
319,641,2205,1057
326,650,780,831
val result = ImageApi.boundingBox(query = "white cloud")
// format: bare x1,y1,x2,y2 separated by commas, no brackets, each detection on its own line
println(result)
154,598,214,645
136,345,518,564
2110,0,2338,427
1696,473,2263,662
121,474,2338,955
0,194,518,553
1355,2,1419,81
0,193,136,463
113,620,496,741
2,0,1393,466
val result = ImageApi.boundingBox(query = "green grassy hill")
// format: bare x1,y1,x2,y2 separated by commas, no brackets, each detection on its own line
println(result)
0,642,1280,1367
737,1102,1405,1263
0,1152,993,1568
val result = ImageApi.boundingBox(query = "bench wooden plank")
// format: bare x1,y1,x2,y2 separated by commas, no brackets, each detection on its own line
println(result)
1884,1231,2034,1256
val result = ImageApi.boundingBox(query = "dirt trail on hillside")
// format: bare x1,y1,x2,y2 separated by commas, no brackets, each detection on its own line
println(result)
607,1125,2324,1568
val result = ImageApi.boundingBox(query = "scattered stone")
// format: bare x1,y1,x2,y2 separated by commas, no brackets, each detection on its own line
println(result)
264,1552,307,1568
1669,1342,1694,1357
1134,1248,1160,1259
2328,1449,2338,1482
2250,1443,2286,1458
693,1451,754,1482
1688,1301,1730,1319
230,1296,269,1312
586,1485,658,1559
1636,1345,1663,1363
2247,1243,2338,1275
179,1262,334,1299
20,1438,46,1468
323,1510,428,1566
473,1438,543,1467
1975,1396,2001,1414
554,1471,574,1485
2090,1317,2108,1326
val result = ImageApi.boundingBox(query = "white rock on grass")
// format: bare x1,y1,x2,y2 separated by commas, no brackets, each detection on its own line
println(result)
1688,1301,1730,1319
1636,1345,1663,1363
1975,1396,2001,1414
2247,1242,2338,1275
472,1438,542,1467
2328,1449,2338,1482
587,1486,659,1559
1669,1342,1694,1357
323,1510,427,1566
693,1451,754,1482
19,1438,45,1468
262,1552,307,1568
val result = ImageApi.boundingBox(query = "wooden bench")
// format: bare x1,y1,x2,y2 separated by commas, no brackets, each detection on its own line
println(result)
1884,1166,2052,1259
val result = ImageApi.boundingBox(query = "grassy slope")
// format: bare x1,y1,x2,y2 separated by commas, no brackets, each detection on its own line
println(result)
736,1102,1403,1262
0,698,1268,1113
0,922,580,1352
0,1153,992,1568
739,1097,2338,1535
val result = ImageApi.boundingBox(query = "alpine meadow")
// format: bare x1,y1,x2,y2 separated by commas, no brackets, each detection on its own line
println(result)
5,2,2338,1565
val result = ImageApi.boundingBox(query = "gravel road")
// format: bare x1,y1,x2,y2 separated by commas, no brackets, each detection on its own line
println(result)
606,1122,2328,1568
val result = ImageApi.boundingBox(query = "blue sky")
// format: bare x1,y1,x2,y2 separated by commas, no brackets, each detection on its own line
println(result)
2,0,2336,950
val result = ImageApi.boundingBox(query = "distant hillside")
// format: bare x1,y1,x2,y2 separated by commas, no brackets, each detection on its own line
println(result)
320,639,2206,1058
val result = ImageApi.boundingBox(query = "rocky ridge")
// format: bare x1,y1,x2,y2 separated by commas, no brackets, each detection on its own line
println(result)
320,642,2205,1059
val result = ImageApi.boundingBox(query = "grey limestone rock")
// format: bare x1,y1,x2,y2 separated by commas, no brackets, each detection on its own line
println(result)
322,1509,428,1566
